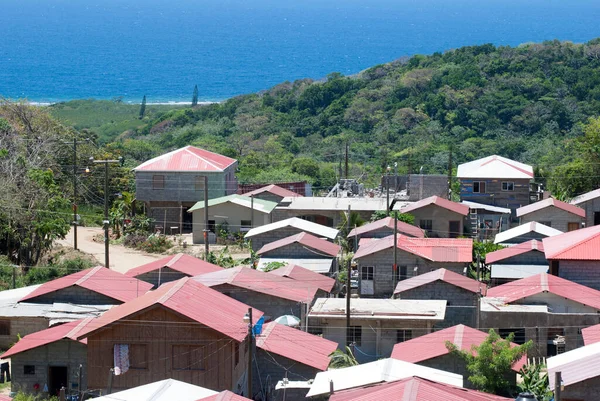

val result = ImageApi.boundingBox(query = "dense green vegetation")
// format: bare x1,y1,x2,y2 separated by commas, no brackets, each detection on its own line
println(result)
49,39,600,196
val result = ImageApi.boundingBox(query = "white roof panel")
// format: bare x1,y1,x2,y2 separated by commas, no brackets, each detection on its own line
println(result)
571,188,600,205
245,217,338,239
93,379,217,401
548,341,600,388
457,155,533,179
279,197,410,212
490,264,549,279
257,258,333,274
461,201,511,214
494,222,563,244
306,358,463,397
309,298,446,320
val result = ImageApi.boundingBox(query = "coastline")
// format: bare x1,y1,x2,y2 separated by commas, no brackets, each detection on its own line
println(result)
28,100,219,107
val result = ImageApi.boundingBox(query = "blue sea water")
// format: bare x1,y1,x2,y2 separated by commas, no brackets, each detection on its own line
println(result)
1,0,600,103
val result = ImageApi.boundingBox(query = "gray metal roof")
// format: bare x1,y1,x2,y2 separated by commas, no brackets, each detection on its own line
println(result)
490,264,549,279
257,258,333,274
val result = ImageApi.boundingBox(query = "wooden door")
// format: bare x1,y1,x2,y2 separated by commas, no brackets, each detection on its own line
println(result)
567,222,580,232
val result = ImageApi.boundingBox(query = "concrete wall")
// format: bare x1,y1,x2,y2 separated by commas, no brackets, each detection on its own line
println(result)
313,317,432,364
355,248,466,298
394,281,477,328
459,178,531,211
0,317,48,350
408,205,464,238
146,201,196,233
249,227,335,253
494,251,548,265
578,197,600,228
408,175,449,201
27,286,124,305
135,267,189,288
520,207,584,233
9,339,87,395
560,374,600,401
557,260,600,291
192,203,272,244
513,293,599,314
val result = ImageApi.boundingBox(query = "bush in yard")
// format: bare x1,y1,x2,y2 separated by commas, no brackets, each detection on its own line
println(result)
123,234,147,248
139,234,173,253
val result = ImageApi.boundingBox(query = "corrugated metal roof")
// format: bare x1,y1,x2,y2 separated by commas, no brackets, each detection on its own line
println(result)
490,264,548,279
329,376,512,401
268,264,336,293
92,378,218,401
543,224,600,260
516,198,585,218
457,155,533,179
134,146,236,172
188,195,277,214
197,391,252,401
394,268,485,295
1,317,93,359
391,324,525,373
257,258,333,274
20,266,153,304
347,217,425,238
244,184,302,198
400,196,470,216
245,217,339,239
309,298,446,321
494,222,562,244
255,321,337,371
548,341,600,388
486,273,600,310
571,188,600,205
279,197,403,212
193,266,317,303
461,201,511,214
485,240,544,264
126,253,222,278
306,358,463,397
256,232,340,257
582,323,600,345
75,277,263,342
354,234,473,263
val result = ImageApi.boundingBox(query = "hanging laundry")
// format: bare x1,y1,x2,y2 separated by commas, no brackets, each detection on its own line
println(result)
113,344,130,375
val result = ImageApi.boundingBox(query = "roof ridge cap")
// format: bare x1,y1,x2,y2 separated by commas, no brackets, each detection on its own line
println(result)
74,266,103,286
157,278,188,304
185,147,221,170
255,321,276,348
404,377,419,401
453,325,464,349
166,253,184,267
65,317,94,340
541,273,549,292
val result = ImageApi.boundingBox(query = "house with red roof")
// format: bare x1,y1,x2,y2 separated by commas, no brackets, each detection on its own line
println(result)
134,145,238,233
267,263,337,296
582,323,600,346
393,269,485,328
353,234,472,297
347,216,425,246
390,324,525,389
193,266,318,324
517,197,585,233
482,273,600,357
1,318,93,396
397,196,469,238
242,184,302,204
571,187,600,228
328,376,513,401
486,240,548,286
125,253,222,288
75,277,263,394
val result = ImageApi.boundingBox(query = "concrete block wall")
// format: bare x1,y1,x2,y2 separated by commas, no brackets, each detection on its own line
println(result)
520,208,584,233
250,227,330,253
494,251,547,265
578,197,600,228
560,374,600,401
558,260,600,291
9,339,87,395
192,203,272,244
135,268,189,288
0,317,48,350
408,205,464,238
259,242,336,260
28,286,124,305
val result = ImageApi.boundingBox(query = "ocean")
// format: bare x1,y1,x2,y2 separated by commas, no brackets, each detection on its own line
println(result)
1,0,600,103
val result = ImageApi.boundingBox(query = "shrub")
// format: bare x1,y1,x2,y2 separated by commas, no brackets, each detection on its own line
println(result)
123,234,148,248
138,235,173,253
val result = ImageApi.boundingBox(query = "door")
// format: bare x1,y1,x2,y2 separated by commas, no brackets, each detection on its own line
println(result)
48,366,68,397
567,222,580,232
595,212,600,226
360,266,374,296
448,221,461,238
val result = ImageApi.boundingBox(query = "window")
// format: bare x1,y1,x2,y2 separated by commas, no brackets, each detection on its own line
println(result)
502,182,514,191
499,328,526,345
539,221,552,227
0,320,10,336
241,220,252,231
397,330,412,343
23,365,35,375
128,344,148,370
234,343,240,367
195,176,206,191
172,345,206,371
419,220,432,231
361,266,373,281
473,181,486,193
349,326,362,346
152,175,165,190
399,265,407,281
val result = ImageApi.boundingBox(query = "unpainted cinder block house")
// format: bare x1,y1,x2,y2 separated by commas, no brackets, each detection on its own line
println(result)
571,188,600,228
517,197,585,233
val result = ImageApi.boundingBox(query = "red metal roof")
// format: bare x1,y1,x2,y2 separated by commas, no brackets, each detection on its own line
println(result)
582,323,600,346
0,396,11,401
1,317,94,359
487,273,600,310
516,197,585,218
394,268,486,295
391,324,525,373
485,240,544,264
399,196,470,216
347,217,425,238
255,321,337,371
75,277,263,342
543,224,600,260
125,253,222,278
134,145,237,172
257,232,341,257
329,376,513,401
244,184,303,198
268,264,336,293
193,266,318,303
19,266,153,303
197,391,252,401
354,235,473,263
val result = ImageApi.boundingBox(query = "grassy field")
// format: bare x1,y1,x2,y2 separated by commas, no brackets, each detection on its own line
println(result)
49,99,185,143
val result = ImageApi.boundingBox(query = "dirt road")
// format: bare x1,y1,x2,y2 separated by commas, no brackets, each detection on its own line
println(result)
56,227,161,274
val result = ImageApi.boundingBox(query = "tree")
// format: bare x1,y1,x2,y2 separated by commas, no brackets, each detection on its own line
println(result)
446,329,532,395
192,85,199,107
139,95,147,119
370,210,415,225
328,346,358,369
518,363,552,401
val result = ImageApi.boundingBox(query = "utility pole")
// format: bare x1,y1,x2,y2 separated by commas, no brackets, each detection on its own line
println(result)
345,142,349,180
447,144,453,200
64,137,89,250
386,166,391,214
92,157,123,269
554,371,562,401
393,213,398,284
203,176,209,258
476,288,481,330
246,308,253,399
250,194,254,229
346,207,351,347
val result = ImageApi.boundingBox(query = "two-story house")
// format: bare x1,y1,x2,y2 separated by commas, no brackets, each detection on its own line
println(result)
134,146,238,233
